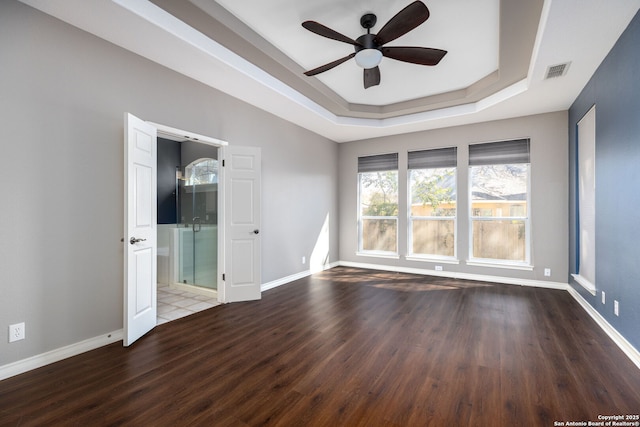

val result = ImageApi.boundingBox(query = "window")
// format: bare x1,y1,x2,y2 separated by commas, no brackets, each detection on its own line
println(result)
185,158,218,185
358,153,399,255
408,147,457,258
469,139,530,264
573,106,596,293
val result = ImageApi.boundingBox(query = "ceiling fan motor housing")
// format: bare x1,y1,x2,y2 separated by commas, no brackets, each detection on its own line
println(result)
355,33,380,53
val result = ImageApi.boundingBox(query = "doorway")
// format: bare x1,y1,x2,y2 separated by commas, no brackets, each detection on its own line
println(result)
157,135,220,323
124,113,262,345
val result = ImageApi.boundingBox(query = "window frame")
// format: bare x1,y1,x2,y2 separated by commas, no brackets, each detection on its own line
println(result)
357,153,400,258
406,147,458,262
467,140,532,268
572,105,597,295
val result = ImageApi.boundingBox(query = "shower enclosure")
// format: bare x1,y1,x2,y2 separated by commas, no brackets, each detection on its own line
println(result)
170,155,219,293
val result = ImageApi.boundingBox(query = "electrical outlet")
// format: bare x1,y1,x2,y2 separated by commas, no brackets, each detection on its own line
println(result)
9,322,25,343
302,256,306,265
614,300,619,316
544,268,551,277
601,291,606,305
435,265,443,271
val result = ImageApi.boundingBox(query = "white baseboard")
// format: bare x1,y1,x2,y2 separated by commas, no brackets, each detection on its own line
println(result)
261,262,340,292
0,329,123,381
566,286,640,369
338,260,568,290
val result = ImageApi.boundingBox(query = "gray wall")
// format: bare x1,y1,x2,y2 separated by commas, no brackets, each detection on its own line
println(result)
569,10,640,350
338,112,569,283
0,1,338,365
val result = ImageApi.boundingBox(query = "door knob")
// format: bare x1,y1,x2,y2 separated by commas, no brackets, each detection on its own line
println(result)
130,237,147,245
253,229,260,234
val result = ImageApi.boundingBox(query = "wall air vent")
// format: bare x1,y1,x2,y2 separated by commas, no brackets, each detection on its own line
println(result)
545,62,571,79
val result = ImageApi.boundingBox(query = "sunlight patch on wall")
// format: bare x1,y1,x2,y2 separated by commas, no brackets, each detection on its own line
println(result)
310,214,330,273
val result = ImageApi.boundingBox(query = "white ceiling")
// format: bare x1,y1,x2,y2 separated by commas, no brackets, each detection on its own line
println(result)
19,0,640,142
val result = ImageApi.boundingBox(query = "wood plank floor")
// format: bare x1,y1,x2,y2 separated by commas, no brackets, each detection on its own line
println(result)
1,267,639,426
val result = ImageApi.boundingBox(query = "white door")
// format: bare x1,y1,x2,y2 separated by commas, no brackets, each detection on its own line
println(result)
124,113,157,346
223,146,262,303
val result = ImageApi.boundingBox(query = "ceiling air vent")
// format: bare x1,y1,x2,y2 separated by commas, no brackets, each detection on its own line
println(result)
545,62,570,79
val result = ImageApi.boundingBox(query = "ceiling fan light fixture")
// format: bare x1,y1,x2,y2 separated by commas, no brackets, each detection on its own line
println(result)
355,49,382,69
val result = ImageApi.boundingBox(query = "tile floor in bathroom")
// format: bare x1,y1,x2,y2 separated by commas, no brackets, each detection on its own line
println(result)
157,283,221,325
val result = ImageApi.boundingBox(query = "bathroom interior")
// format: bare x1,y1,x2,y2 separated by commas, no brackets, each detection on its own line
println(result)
156,136,220,300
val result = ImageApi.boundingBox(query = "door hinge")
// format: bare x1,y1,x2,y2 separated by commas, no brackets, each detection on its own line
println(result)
222,159,225,167
222,273,225,281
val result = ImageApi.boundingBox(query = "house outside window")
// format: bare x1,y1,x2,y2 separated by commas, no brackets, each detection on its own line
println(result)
408,147,457,259
469,139,531,265
358,153,399,256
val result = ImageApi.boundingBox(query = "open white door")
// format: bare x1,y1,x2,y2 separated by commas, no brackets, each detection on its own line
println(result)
223,146,262,303
124,113,157,346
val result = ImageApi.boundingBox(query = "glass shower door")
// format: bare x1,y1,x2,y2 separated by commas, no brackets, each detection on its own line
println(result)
178,157,218,290
192,182,217,289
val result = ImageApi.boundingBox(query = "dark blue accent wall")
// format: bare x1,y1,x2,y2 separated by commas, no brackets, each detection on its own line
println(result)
569,9,640,351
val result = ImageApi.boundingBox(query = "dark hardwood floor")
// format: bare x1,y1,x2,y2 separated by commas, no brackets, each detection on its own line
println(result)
1,267,639,426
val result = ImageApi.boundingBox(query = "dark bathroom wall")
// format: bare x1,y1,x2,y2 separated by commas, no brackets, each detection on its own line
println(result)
157,137,181,224
181,140,218,166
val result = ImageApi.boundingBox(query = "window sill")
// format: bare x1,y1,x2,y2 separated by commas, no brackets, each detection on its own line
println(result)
571,274,597,296
356,251,400,260
405,255,459,265
466,260,534,271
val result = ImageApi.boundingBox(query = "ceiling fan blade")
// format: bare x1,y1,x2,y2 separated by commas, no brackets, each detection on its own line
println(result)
304,53,356,76
382,47,447,65
375,1,430,45
302,21,363,46
364,66,381,89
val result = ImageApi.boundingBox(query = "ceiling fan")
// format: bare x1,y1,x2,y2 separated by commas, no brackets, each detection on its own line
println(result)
301,1,447,89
